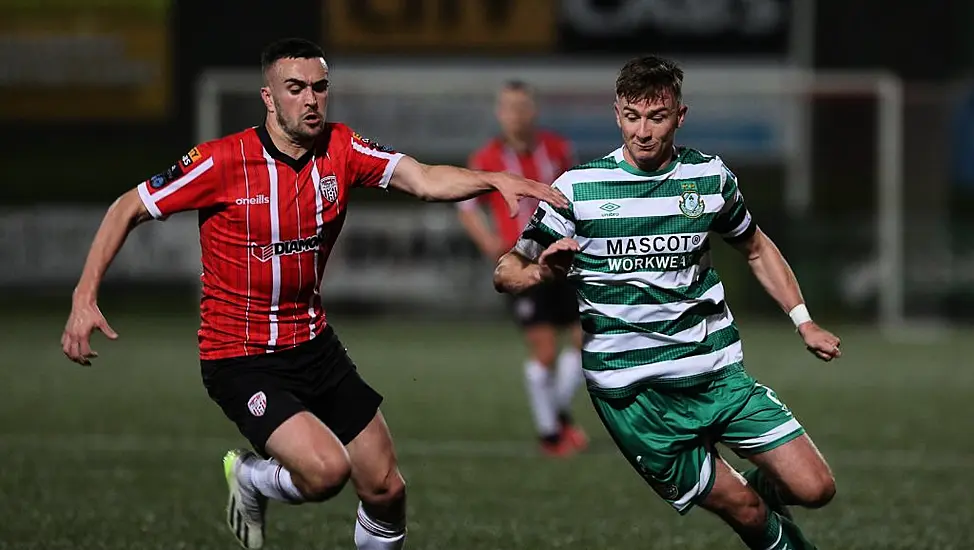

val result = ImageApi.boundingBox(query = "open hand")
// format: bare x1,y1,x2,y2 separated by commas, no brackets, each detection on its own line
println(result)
798,322,841,362
62,301,118,366
539,238,580,279
491,173,569,217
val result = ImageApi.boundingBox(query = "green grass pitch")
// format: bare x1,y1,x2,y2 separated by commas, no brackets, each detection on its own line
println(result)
2,307,973,549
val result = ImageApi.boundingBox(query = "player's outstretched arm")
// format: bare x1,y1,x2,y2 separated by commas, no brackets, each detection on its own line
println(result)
494,238,579,294
731,228,842,362
388,156,568,216
62,188,152,366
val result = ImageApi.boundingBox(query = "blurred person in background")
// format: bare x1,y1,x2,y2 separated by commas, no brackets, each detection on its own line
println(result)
494,55,842,550
60,38,566,550
456,80,588,458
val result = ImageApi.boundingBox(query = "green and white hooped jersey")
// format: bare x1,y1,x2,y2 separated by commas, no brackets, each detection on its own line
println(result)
515,146,757,399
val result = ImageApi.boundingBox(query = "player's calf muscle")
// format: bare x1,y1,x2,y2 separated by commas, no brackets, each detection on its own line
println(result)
751,435,836,508
701,461,767,531
356,467,406,511
346,412,407,510
265,413,352,501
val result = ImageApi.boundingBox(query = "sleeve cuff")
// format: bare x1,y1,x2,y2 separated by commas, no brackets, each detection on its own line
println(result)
377,153,405,189
137,183,165,220
514,239,544,262
722,220,757,244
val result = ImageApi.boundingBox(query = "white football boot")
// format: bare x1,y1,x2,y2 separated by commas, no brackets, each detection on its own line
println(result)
223,449,268,549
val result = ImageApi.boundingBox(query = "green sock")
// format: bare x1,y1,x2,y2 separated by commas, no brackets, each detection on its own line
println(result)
741,508,818,550
778,513,819,550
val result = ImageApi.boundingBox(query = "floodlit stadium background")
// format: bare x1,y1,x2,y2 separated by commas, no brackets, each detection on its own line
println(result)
2,1,973,548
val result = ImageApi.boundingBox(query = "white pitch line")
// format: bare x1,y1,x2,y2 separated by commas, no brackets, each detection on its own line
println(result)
0,434,971,470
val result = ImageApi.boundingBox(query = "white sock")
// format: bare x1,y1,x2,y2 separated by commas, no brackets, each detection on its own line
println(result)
241,457,305,503
554,348,583,414
354,502,406,549
524,360,559,438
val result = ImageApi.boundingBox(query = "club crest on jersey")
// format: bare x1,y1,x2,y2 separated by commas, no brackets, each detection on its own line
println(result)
247,391,267,417
319,175,339,203
679,182,705,219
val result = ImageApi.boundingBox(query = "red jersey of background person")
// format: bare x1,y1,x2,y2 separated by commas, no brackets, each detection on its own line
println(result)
461,130,576,248
138,123,403,360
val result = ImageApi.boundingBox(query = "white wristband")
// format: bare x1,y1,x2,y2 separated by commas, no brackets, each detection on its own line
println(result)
788,304,812,328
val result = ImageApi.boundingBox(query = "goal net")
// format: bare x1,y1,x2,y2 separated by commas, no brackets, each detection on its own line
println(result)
195,62,929,335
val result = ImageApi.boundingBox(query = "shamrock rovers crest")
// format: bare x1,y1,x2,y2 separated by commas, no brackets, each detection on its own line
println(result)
679,182,705,218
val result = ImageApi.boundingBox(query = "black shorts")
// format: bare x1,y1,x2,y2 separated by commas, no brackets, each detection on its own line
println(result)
200,325,383,456
508,278,580,328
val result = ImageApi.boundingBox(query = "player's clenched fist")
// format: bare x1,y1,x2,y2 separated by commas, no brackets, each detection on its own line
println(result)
798,322,841,362
539,238,580,280
61,301,118,366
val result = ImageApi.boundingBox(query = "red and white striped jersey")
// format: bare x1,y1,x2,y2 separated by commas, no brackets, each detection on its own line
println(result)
137,123,403,360
458,130,576,249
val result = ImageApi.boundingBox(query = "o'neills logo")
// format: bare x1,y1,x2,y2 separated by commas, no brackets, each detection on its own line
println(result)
236,194,269,205
251,235,320,262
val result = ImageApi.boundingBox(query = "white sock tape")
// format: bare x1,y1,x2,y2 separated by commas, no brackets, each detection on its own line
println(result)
788,304,812,328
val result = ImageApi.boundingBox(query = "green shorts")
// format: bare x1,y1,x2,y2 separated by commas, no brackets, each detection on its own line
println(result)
591,366,804,515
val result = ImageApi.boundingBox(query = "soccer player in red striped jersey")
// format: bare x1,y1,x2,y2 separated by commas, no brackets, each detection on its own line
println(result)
61,38,567,550
457,81,588,458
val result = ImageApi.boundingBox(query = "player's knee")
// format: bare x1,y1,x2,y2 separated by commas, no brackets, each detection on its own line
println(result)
295,455,352,502
795,473,836,509
359,468,407,509
524,327,559,368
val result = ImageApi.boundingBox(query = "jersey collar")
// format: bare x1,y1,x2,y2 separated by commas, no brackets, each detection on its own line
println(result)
257,124,316,172
615,146,680,178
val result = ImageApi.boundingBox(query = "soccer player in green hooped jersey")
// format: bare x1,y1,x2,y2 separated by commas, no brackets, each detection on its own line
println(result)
493,55,843,550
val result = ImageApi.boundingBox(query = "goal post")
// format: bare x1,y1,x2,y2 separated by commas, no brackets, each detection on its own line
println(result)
195,62,909,333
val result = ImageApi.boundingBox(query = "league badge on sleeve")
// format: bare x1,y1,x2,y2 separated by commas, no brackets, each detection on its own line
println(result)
527,208,546,229
147,162,184,190
319,175,339,203
352,132,396,154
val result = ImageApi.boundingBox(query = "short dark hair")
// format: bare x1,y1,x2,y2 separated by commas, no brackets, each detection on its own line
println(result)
261,38,325,74
615,55,684,104
501,79,535,96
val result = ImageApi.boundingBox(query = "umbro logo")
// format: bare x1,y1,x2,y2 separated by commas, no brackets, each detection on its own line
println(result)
600,202,621,217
